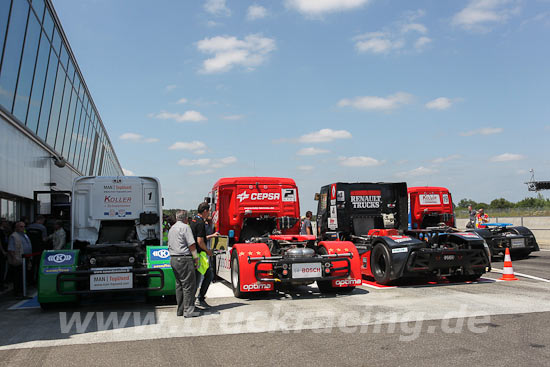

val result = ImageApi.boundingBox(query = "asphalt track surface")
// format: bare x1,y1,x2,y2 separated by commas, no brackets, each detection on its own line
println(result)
1,251,549,366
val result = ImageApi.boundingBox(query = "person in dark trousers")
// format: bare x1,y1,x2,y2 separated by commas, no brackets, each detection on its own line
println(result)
26,215,48,285
467,206,477,229
0,219,9,291
167,210,201,318
300,211,313,235
7,221,32,298
190,202,218,309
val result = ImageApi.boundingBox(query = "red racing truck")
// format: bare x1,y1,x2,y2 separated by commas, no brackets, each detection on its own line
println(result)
408,186,455,229
316,182,491,285
207,177,361,298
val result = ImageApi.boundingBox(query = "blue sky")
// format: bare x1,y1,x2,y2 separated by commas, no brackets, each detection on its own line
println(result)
52,0,550,211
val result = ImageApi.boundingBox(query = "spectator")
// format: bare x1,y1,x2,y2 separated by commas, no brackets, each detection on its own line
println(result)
26,215,48,284
7,221,32,298
300,211,313,235
190,202,218,309
466,206,477,229
0,219,9,291
168,210,201,318
476,208,489,229
47,221,67,250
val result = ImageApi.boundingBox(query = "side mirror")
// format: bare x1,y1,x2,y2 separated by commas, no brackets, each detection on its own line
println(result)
314,193,320,201
204,197,211,204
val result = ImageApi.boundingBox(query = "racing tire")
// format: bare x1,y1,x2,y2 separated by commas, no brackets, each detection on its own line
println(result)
231,252,245,299
316,247,355,294
371,243,393,285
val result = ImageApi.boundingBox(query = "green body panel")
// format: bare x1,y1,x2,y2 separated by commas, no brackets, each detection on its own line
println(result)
146,246,175,296
38,250,79,304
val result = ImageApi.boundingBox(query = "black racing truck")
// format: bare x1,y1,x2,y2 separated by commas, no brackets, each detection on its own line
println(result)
315,182,491,284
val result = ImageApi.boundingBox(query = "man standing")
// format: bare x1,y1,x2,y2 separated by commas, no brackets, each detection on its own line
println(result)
47,221,67,250
300,211,313,235
190,202,218,309
7,221,32,298
476,208,489,229
168,210,201,318
467,206,476,229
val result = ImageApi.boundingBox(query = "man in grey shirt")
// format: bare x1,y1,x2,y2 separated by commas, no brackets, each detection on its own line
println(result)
168,210,201,317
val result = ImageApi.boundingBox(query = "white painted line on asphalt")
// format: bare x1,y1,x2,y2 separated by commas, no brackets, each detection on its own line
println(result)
539,249,550,252
492,268,550,283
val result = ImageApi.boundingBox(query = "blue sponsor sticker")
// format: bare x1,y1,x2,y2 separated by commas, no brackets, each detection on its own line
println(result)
42,267,72,274
151,263,171,269
150,248,171,261
43,252,75,266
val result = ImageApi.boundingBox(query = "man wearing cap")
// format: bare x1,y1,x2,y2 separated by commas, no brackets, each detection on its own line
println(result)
476,208,489,229
168,210,201,318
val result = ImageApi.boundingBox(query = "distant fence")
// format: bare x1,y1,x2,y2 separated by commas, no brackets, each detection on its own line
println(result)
455,207,550,219
456,216,550,247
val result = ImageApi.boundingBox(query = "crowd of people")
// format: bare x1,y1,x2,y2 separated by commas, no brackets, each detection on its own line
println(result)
467,205,490,229
0,216,67,298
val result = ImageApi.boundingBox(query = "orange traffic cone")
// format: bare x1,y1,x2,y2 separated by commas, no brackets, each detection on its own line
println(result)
499,247,518,281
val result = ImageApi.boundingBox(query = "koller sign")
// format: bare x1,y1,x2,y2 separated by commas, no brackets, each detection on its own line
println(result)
93,181,140,219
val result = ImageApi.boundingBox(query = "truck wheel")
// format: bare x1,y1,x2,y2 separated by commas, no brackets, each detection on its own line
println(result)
231,252,245,299
371,244,393,285
316,247,355,294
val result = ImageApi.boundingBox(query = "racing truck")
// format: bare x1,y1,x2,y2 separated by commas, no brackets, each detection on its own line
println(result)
207,177,361,298
408,186,539,258
315,182,491,285
38,176,175,309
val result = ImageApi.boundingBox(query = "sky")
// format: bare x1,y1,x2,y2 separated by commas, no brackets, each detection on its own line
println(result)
52,0,550,212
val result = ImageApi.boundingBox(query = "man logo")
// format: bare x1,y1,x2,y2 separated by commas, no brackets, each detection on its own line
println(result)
152,249,170,259
237,191,250,202
47,253,72,263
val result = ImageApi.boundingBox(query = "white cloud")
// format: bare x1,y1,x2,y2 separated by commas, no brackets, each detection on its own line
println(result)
490,153,525,162
298,165,314,171
122,168,134,176
460,127,503,136
297,147,330,156
165,84,177,92
120,133,142,141
176,98,188,104
354,32,404,54
299,129,352,143
120,133,159,143
396,166,436,177
425,97,452,110
247,5,268,20
432,154,461,164
178,158,211,166
285,0,370,17
168,141,207,151
219,156,237,164
222,114,244,120
150,110,207,122
338,92,413,111
197,34,276,74
452,0,520,31
204,0,231,17
414,36,432,50
339,156,382,167
402,23,428,34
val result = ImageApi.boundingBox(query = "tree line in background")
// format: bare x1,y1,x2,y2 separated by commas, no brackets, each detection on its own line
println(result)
456,193,550,210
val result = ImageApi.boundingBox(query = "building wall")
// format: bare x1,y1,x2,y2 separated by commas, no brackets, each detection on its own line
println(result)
0,0,123,221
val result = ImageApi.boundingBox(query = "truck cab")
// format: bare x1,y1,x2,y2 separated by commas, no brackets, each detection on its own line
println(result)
208,177,301,242
408,186,455,229
38,176,172,309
